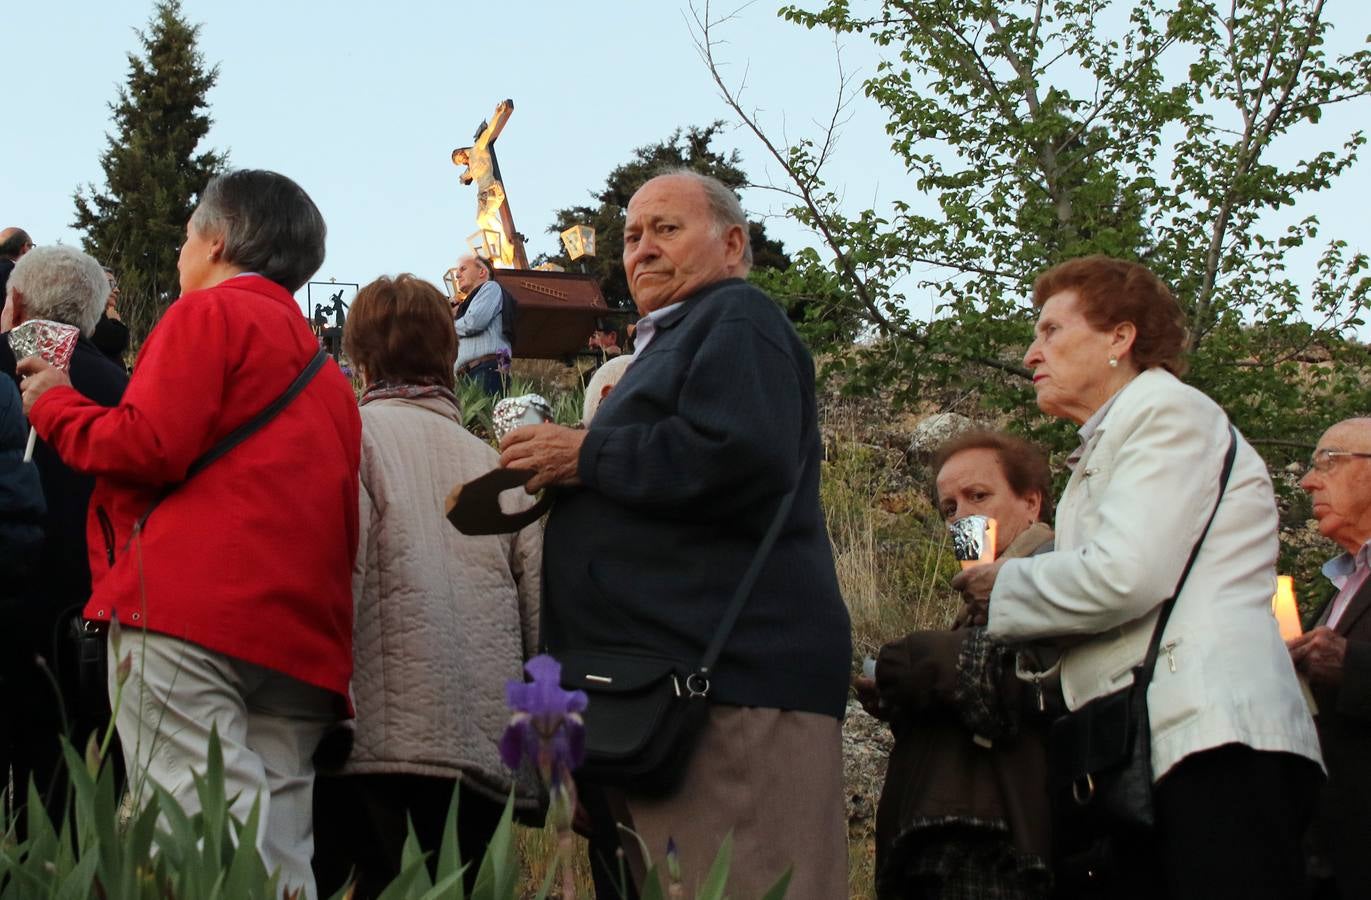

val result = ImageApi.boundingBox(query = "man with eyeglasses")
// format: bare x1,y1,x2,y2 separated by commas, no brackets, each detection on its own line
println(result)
1290,417,1371,897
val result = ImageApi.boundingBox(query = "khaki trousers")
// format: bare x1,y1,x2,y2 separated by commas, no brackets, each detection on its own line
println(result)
606,705,848,899
110,631,336,900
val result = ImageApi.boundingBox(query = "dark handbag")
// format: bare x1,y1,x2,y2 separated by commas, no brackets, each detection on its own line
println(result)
1048,425,1237,834
561,487,798,796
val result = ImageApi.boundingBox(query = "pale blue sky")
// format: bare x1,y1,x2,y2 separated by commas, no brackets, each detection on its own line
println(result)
5,1,1368,322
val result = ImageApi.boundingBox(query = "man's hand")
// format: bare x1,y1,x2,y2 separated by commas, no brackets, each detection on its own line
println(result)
950,558,1007,605
1288,626,1347,687
17,356,71,414
499,423,586,493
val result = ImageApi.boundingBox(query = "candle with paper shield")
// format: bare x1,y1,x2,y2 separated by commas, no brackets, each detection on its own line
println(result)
10,319,80,462
950,514,998,569
1272,575,1302,641
492,393,553,442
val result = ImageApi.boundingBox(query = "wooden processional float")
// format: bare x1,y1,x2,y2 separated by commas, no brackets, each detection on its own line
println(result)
449,99,612,361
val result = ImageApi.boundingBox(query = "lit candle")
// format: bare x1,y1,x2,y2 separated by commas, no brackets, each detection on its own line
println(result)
1272,575,1302,641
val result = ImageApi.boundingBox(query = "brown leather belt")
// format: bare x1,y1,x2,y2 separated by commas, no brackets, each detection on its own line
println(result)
456,352,502,375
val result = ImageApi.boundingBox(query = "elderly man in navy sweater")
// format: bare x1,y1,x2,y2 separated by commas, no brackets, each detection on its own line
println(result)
500,170,851,898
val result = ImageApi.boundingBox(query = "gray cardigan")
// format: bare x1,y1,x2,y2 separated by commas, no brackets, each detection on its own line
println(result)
542,278,852,718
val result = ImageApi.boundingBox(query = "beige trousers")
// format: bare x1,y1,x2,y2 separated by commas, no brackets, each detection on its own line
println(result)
607,705,848,899
110,630,336,900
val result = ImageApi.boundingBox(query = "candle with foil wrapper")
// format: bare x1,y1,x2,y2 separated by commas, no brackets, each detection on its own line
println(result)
492,393,553,442
10,318,80,462
950,514,997,570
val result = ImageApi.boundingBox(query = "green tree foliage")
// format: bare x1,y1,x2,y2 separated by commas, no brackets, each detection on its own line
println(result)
694,0,1371,460
73,0,227,342
541,123,790,311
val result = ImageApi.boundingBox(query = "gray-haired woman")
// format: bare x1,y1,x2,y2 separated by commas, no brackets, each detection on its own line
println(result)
19,169,361,899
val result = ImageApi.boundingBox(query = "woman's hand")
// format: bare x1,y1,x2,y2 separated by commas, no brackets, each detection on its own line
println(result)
950,558,1006,605
853,675,887,720
953,599,990,629
16,356,72,414
499,423,586,493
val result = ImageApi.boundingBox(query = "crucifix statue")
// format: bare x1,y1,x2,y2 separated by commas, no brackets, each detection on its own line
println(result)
451,98,529,269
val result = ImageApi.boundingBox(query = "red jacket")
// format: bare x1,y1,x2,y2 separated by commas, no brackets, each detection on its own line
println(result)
29,275,361,698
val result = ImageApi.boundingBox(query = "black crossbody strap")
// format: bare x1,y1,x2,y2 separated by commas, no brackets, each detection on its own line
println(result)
1137,424,1238,689
131,347,330,538
693,482,799,686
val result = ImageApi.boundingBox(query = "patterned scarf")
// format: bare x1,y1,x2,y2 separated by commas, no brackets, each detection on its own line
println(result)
359,380,462,412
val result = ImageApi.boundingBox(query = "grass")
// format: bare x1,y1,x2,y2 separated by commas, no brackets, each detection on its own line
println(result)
820,402,964,658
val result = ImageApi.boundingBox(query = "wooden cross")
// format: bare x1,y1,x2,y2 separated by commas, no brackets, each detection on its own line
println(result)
451,98,529,269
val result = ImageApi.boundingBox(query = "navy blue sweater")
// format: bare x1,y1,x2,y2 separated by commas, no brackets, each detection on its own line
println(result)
542,278,851,718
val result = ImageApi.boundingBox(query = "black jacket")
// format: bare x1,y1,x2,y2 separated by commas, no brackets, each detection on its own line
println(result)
542,278,851,717
91,314,130,367
0,375,44,594
1,335,128,644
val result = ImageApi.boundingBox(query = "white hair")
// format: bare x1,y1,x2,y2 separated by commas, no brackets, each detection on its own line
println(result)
583,354,635,424
653,169,753,269
8,245,108,337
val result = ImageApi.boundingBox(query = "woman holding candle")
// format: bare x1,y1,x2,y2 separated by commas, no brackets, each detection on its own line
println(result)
859,430,1057,898
311,274,543,898
952,256,1322,898
17,169,360,900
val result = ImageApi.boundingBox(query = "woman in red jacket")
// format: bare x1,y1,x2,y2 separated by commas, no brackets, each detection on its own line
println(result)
18,169,361,900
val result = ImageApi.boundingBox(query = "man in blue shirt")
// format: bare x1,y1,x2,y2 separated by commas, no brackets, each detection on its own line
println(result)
451,254,511,396
1291,417,1371,896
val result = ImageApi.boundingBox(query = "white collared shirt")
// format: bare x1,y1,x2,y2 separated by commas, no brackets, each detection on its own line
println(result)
631,301,685,357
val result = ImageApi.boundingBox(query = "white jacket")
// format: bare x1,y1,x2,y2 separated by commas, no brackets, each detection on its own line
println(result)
988,369,1321,780
343,395,543,807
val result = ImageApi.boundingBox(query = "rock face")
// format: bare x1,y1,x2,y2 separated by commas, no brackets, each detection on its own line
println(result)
843,699,893,831
907,413,978,459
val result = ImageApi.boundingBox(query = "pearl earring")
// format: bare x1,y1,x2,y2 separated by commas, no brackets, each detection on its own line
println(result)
1108,356,1118,368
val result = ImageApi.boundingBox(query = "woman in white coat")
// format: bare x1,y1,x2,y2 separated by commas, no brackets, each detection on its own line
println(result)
954,256,1322,899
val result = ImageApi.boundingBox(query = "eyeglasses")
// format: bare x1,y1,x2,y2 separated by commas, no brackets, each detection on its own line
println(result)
1309,449,1371,472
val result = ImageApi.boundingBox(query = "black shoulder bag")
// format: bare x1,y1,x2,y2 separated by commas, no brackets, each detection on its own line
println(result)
559,485,798,797
1048,425,1237,837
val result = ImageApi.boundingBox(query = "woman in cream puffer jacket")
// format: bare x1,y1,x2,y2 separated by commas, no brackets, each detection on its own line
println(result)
313,275,542,899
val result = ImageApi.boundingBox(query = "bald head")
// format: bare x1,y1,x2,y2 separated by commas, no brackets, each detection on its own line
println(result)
1300,417,1371,554
453,254,493,294
0,228,33,261
1321,418,1371,448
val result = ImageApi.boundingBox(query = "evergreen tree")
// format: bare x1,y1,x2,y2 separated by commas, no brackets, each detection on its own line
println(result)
541,123,789,311
73,0,227,342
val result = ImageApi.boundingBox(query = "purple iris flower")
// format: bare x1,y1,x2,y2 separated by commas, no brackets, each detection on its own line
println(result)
500,655,588,785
